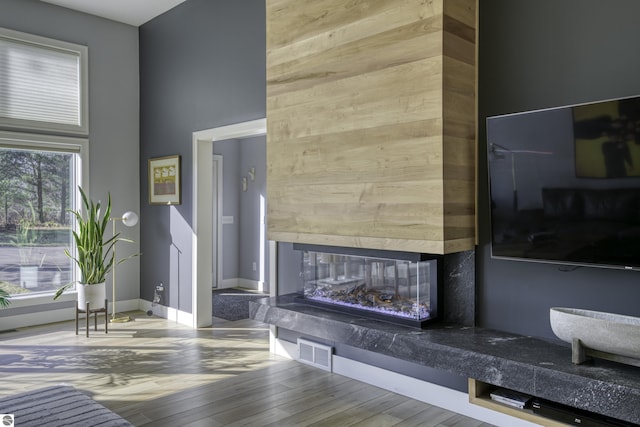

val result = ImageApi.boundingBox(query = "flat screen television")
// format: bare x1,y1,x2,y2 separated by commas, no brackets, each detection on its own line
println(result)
486,95,640,270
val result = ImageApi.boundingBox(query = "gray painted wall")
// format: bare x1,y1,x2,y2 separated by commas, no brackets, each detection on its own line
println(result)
139,0,266,311
0,0,140,319
239,136,268,289
213,135,268,289
478,0,640,340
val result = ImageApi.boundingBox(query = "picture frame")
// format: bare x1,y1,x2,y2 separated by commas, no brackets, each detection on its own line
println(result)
149,155,181,205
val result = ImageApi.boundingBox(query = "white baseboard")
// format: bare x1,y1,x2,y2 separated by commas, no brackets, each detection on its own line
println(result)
115,298,140,313
137,299,194,327
1,307,76,331
0,298,141,331
238,278,262,290
333,356,540,427
219,278,239,289
218,278,263,291
272,334,297,359
2,298,192,331
272,338,538,427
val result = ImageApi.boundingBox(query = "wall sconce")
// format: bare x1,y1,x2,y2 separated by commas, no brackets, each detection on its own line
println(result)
242,176,248,192
248,167,255,181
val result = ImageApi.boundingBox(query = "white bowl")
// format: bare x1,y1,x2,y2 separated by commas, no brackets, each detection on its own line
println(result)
550,307,640,360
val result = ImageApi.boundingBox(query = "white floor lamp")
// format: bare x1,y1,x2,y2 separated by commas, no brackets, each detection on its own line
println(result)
110,210,138,323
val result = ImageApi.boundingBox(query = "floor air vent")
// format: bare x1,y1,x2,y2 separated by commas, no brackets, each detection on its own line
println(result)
297,338,333,372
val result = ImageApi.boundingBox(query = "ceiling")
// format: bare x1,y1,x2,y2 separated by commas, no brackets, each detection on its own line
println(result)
39,0,188,26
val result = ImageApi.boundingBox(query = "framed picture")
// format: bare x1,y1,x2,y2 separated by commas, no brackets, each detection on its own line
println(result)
149,155,181,205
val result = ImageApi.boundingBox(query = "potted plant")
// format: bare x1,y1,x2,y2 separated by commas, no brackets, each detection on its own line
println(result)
53,188,136,310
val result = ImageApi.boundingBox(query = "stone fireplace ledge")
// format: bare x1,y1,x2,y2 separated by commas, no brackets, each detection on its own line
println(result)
250,294,640,425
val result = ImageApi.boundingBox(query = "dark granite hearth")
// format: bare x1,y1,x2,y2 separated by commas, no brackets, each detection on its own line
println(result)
250,294,640,424
213,288,268,321
442,250,475,326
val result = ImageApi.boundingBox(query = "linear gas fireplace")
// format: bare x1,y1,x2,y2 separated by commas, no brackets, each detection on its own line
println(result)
294,244,441,328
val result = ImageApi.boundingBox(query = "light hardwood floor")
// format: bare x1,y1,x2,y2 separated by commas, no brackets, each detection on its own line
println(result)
0,312,494,426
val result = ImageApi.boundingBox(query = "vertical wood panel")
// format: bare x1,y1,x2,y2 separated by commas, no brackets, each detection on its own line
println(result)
267,0,476,254
443,0,476,248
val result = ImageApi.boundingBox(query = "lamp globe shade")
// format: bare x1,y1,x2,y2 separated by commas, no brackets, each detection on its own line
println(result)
122,211,138,227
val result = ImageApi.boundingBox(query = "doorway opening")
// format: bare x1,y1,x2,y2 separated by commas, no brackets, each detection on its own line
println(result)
212,135,268,293
192,118,273,328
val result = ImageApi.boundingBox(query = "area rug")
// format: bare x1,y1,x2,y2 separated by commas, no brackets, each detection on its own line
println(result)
0,385,132,427
212,288,268,321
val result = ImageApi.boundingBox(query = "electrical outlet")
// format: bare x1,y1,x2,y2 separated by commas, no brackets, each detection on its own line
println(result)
252,262,257,271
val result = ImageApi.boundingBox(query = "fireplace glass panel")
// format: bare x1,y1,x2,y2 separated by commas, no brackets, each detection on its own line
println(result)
299,250,438,327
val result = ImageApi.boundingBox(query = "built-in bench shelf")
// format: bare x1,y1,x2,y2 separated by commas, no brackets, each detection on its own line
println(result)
469,378,638,427
469,379,567,426
250,295,640,425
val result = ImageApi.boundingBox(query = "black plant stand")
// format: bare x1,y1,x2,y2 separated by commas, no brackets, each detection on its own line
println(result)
75,299,108,337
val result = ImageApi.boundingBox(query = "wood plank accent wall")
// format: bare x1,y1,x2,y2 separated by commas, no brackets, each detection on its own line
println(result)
266,0,477,254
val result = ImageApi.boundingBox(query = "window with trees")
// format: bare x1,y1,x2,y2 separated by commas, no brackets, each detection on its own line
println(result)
0,27,88,300
0,141,81,296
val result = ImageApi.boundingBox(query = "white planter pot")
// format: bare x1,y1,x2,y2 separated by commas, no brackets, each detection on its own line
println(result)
20,266,39,289
77,282,106,310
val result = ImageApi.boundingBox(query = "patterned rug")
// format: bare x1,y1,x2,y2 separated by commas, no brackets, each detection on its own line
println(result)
0,385,132,427
212,288,268,321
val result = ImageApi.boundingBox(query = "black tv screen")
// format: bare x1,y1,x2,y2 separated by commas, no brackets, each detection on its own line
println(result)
487,95,640,270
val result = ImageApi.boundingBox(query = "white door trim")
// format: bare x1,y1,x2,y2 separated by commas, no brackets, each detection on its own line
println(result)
212,154,223,289
191,118,267,328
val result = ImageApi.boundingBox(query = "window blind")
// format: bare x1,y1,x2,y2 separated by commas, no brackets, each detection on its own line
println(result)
0,28,87,133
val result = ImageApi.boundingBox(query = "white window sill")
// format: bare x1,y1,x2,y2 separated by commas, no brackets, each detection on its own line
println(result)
6,291,77,308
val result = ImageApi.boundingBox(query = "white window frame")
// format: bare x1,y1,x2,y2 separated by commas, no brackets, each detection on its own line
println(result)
0,27,89,135
0,130,89,308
